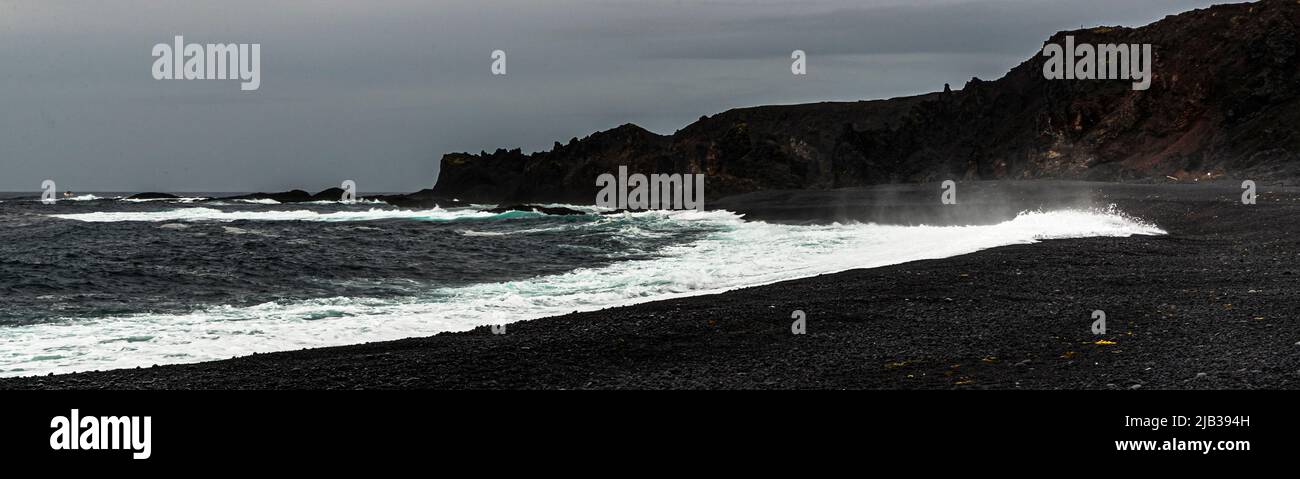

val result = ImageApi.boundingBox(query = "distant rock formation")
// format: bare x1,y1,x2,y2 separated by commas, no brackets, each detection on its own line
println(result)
308,188,347,202
220,190,314,203
126,192,180,200
430,0,1300,204
485,204,589,216
217,188,353,203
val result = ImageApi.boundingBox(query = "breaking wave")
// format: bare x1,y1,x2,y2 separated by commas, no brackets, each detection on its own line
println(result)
0,207,1163,376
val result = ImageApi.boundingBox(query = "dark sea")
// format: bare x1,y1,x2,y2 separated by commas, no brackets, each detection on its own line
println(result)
0,193,1163,376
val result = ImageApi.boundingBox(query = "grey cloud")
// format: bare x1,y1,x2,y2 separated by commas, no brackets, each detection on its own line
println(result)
0,0,1230,192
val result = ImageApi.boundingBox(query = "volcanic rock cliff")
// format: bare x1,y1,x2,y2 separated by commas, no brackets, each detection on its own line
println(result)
431,0,1300,204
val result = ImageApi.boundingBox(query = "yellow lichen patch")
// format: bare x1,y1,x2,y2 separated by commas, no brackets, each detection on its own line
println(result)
1061,351,1078,359
1095,339,1117,345
981,356,998,363
955,378,975,385
885,360,911,370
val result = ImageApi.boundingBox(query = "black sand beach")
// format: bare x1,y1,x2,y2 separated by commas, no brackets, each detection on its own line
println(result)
3,181,1298,390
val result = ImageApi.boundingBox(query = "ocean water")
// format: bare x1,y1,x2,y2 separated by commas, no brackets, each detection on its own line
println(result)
0,196,1165,376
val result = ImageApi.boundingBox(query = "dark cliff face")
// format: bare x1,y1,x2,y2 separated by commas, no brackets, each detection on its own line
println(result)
432,0,1300,204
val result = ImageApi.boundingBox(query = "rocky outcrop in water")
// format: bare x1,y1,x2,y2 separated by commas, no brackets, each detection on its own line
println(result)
217,188,355,203
485,204,589,216
127,193,180,200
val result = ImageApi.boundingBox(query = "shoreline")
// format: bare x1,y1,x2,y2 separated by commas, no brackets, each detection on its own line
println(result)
3,181,1298,389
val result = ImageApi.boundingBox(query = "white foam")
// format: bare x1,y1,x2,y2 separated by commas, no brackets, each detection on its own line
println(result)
457,229,508,237
1,195,115,203
120,197,209,203
0,207,1164,376
41,194,109,202
48,206,535,223
233,198,386,205
306,199,389,205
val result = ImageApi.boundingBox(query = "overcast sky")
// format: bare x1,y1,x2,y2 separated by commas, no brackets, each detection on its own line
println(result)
0,0,1232,192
